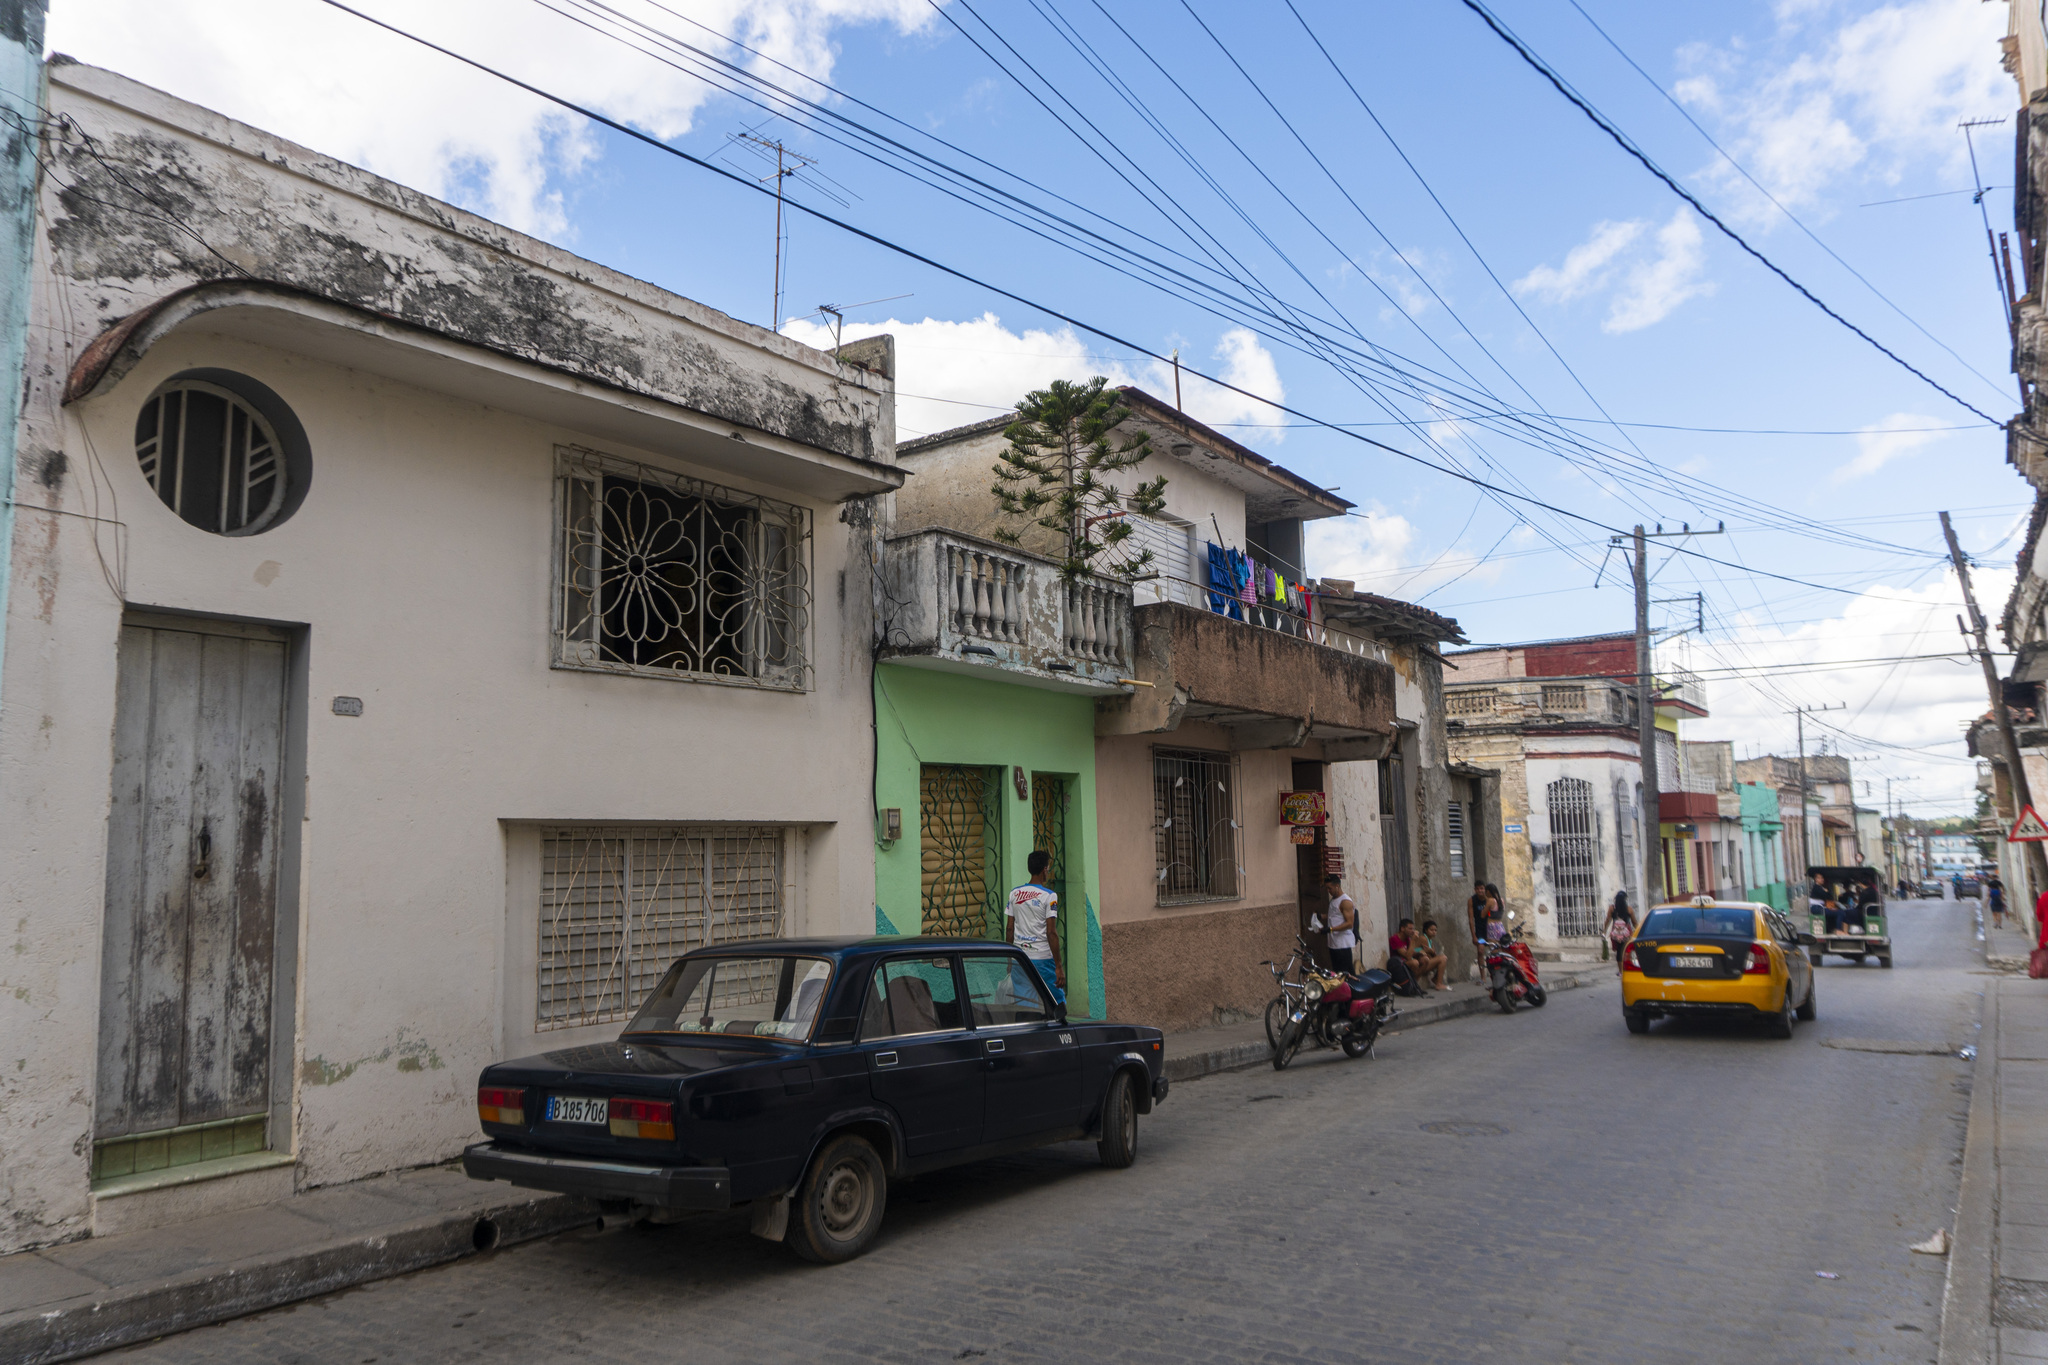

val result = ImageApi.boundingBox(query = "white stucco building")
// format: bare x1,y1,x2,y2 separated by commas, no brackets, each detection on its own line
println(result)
0,61,899,1251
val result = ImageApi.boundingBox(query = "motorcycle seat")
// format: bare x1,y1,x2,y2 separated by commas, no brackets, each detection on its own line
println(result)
1350,968,1393,991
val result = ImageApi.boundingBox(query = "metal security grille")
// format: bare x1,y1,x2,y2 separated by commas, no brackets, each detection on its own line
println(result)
1031,774,1068,908
135,381,286,536
555,448,810,691
537,826,784,1028
1154,748,1239,905
921,765,999,937
1447,800,1467,881
1546,778,1600,936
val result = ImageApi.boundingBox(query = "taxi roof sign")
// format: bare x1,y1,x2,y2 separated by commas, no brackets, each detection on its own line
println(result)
2011,804,2048,842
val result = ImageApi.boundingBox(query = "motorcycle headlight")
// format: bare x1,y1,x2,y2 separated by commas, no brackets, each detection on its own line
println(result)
1306,979,1324,1002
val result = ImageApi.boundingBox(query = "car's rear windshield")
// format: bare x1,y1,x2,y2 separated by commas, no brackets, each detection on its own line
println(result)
623,955,833,1041
1640,907,1758,938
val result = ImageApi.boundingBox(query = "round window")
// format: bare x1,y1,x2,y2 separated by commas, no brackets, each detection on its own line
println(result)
135,378,298,535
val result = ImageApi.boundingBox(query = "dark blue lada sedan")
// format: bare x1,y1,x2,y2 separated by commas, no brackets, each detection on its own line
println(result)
464,937,1169,1262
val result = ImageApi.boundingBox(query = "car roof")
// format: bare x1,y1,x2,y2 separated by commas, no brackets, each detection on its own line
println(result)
1647,900,1769,914
679,936,1018,965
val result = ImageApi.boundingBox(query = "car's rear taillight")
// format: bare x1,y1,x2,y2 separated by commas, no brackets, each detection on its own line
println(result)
1620,942,1640,971
609,1097,675,1141
477,1086,524,1127
1745,942,1774,975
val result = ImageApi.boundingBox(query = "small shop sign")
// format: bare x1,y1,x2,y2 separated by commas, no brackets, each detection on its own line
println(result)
1290,827,1317,846
1280,790,1329,826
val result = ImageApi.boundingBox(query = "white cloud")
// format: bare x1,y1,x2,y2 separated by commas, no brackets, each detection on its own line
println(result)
46,0,937,238
778,313,1284,442
1677,0,2011,222
1514,210,1712,332
1604,210,1715,333
1513,220,1643,303
1833,412,1946,482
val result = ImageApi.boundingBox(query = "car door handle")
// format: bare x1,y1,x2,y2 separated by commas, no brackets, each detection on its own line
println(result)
984,1039,1006,1053
875,1052,898,1068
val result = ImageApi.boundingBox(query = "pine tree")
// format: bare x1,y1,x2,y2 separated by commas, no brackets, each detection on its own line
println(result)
990,378,1168,581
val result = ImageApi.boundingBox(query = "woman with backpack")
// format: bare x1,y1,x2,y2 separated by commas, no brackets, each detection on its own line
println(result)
1605,891,1635,973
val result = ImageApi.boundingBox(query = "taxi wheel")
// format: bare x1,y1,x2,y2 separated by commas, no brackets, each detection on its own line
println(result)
786,1134,887,1264
1796,977,1817,1022
1097,1071,1138,1168
1624,1008,1649,1034
1767,988,1796,1040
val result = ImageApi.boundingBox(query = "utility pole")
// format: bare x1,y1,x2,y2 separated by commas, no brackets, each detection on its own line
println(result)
1941,509,2048,904
1622,522,1726,907
1788,703,1844,872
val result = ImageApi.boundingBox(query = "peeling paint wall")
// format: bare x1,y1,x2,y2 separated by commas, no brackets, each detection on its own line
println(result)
0,62,891,1251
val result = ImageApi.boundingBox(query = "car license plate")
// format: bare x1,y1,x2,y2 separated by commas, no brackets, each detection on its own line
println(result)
545,1095,607,1125
1669,955,1713,969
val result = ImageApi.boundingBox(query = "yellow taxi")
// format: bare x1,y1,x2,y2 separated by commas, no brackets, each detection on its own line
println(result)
1621,895,1815,1038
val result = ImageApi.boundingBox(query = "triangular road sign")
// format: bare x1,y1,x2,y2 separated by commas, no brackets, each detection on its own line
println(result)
2011,805,2048,842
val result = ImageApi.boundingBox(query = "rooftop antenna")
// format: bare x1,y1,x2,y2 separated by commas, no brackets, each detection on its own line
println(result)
810,293,913,354
730,132,819,332
1961,116,2021,398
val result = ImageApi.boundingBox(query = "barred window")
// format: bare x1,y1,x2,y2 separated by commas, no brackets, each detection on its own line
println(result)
554,448,811,690
537,826,785,1029
1154,748,1240,905
1540,683,1586,712
1446,688,1496,716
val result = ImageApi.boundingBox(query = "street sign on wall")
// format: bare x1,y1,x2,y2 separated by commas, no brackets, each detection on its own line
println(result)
2011,805,2048,842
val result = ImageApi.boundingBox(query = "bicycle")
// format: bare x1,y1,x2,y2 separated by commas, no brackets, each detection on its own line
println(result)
1260,937,1313,1049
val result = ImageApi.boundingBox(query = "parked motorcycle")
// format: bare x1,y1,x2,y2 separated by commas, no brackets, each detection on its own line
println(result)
1481,912,1547,1014
1269,939,1399,1070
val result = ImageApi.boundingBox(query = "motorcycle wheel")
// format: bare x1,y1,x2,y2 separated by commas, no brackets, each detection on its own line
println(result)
1494,985,1517,1014
1271,1018,1304,1070
1527,984,1548,1008
1341,1018,1378,1059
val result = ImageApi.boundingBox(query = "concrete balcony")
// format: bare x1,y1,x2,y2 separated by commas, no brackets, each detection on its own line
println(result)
878,528,1132,692
1656,667,1708,717
1096,601,1397,755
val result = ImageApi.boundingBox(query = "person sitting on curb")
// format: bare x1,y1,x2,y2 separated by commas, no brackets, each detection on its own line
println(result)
1388,917,1429,996
1415,919,1450,991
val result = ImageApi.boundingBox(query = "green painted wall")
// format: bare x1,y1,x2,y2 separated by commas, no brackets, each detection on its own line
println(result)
873,662,1104,1018
1738,781,1788,910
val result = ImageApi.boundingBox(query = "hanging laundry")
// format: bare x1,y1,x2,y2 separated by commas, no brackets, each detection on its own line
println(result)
1206,542,1244,619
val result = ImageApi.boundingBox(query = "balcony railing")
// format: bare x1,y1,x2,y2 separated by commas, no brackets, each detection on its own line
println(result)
1443,677,1639,727
883,528,1132,687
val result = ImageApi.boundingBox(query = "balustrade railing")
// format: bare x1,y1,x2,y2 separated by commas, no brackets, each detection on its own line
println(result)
1064,579,1127,663
947,542,1024,644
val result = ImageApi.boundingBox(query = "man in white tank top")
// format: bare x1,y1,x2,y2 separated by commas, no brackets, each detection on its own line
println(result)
1322,873,1358,974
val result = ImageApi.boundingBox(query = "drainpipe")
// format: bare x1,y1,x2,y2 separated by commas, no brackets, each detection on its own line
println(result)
0,0,46,723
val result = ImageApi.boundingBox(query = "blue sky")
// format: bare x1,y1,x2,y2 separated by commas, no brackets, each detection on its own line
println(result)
50,0,2031,819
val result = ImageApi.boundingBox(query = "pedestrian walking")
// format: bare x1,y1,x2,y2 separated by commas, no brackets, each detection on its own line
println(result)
1005,850,1064,1005
1322,873,1358,975
1988,873,2008,930
1605,891,1635,973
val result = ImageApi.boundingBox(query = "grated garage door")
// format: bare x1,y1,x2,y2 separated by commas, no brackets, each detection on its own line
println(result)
921,765,1000,937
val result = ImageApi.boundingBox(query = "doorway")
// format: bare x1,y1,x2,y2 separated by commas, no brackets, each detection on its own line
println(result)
1292,760,1327,959
920,764,1000,937
94,616,292,1184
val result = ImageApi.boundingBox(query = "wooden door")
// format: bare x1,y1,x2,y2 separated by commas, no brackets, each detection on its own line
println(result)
97,621,287,1157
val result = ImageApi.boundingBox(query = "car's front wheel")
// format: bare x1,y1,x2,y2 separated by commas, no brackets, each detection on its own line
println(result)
1098,1071,1138,1168
786,1134,887,1264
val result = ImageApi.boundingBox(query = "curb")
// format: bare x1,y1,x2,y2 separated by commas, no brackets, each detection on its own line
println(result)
0,1188,597,1365
1163,969,1603,1084
1939,980,1998,1365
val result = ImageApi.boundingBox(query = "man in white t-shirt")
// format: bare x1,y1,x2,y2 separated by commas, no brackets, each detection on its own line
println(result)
1006,850,1064,1005
1322,872,1358,974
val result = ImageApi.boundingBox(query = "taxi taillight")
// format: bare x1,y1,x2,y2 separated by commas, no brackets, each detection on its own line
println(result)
1620,942,1640,972
609,1097,675,1141
1744,942,1774,975
477,1086,525,1127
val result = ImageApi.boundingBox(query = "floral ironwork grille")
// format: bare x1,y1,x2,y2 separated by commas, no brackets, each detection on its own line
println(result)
1031,773,1069,913
537,825,785,1029
1154,747,1240,905
920,764,1000,937
554,448,811,690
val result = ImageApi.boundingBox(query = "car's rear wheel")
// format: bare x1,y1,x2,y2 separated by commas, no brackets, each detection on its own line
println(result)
1808,951,1823,969
1879,954,1894,969
1767,987,1796,1039
1797,976,1817,1021
1623,1007,1649,1034
785,1134,887,1264
1097,1071,1138,1168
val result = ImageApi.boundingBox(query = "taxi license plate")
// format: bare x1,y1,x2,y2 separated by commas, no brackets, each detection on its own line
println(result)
545,1095,607,1125
1669,955,1713,969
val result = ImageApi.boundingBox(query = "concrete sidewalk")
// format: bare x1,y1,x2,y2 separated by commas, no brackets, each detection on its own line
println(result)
0,961,1612,1365
1162,959,1614,1083
0,1164,594,1365
1942,947,2048,1363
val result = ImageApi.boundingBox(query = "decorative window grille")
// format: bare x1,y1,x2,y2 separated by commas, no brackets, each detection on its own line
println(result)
1447,800,1467,880
135,380,287,536
554,447,811,690
920,764,1000,937
1154,748,1240,905
1446,688,1496,716
537,826,785,1029
1540,683,1586,712
1545,777,1600,936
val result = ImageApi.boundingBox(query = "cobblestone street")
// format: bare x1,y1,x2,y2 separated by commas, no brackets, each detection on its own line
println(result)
105,899,1984,1365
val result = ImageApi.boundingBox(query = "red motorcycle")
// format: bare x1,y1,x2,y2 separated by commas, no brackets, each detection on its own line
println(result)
1482,914,1547,1013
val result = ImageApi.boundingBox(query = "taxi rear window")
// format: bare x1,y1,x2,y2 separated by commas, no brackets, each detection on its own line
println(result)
1640,907,1757,938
